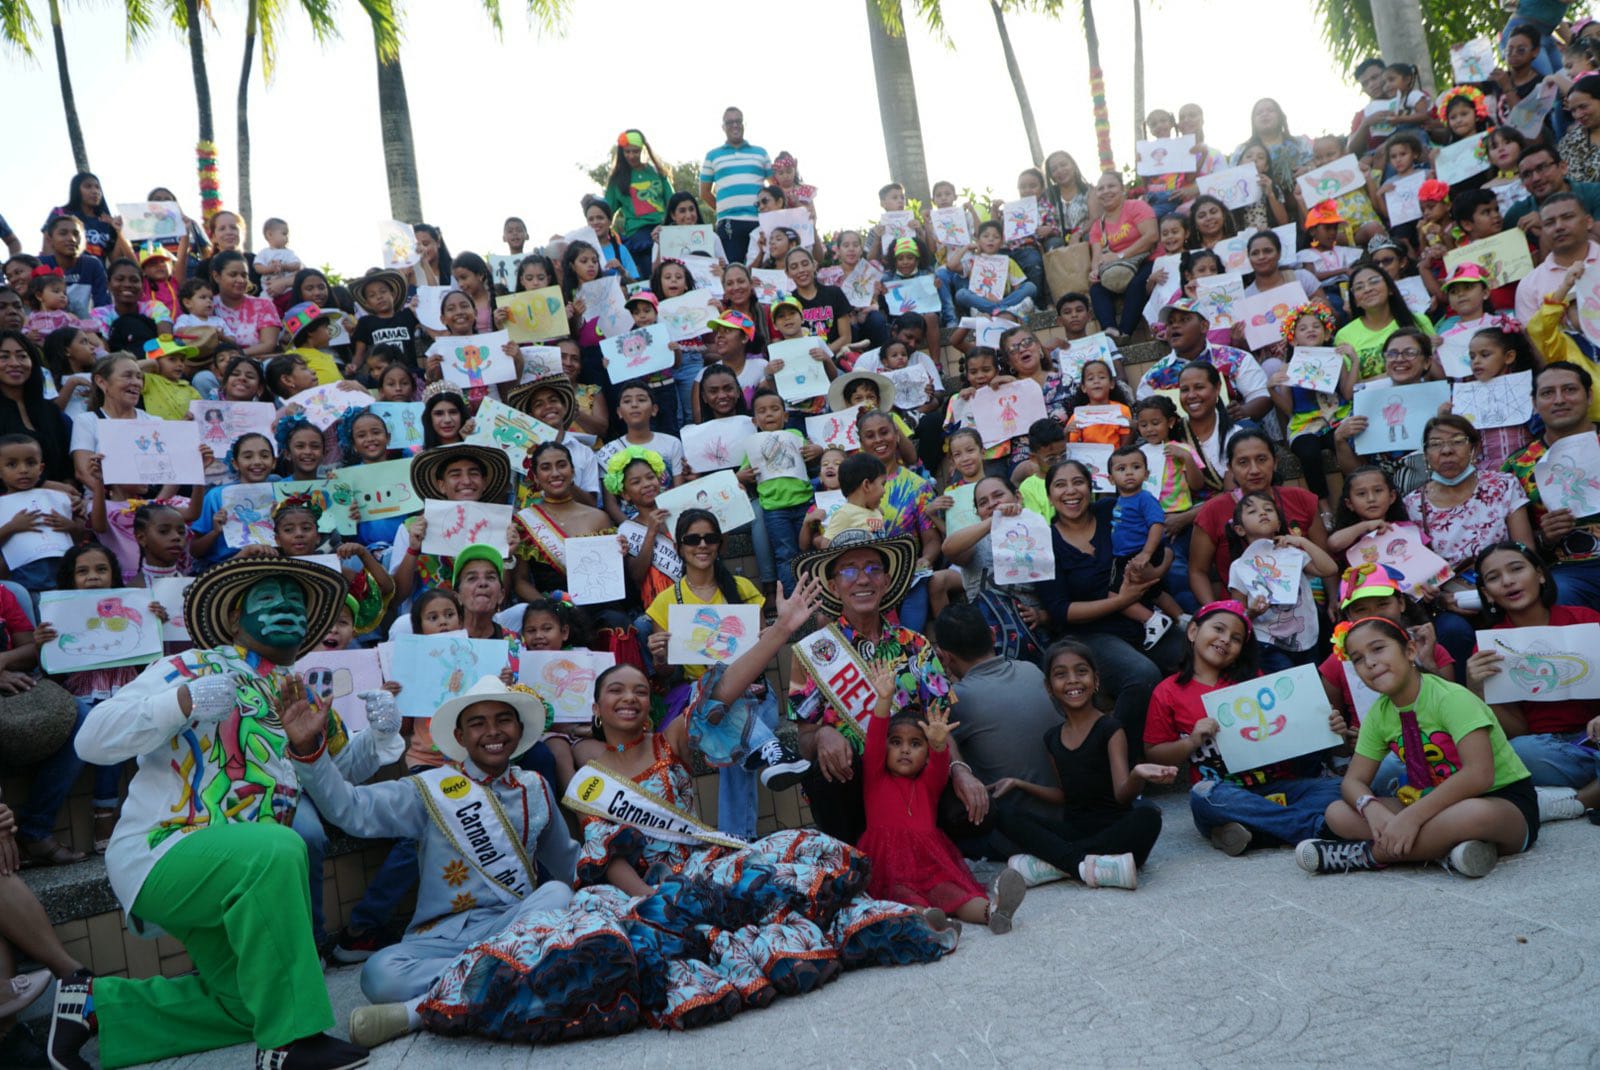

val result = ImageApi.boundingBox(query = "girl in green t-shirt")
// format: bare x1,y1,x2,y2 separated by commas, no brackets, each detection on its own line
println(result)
1297,615,1537,877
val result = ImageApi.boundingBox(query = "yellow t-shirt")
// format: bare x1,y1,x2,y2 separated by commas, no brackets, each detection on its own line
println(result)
141,373,201,422
288,346,344,387
823,501,887,540
646,575,764,681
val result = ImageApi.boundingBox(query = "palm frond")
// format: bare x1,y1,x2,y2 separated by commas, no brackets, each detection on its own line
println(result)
357,0,400,62
0,0,39,55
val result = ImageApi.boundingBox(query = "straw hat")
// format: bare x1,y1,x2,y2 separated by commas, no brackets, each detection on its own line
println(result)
827,370,896,414
183,554,347,659
409,443,511,503
791,528,920,618
505,373,575,426
430,675,551,762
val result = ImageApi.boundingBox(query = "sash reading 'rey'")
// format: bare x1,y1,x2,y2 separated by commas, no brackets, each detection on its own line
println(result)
792,623,879,734
562,761,747,849
412,766,537,906
515,505,567,571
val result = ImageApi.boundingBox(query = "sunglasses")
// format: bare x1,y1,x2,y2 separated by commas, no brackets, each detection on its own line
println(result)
679,532,722,547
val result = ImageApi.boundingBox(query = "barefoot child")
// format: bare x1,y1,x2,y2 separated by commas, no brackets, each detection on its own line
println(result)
858,661,1025,933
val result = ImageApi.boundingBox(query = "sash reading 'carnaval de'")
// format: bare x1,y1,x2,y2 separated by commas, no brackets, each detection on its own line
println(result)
792,624,879,733
515,505,567,570
618,519,684,581
413,766,537,906
562,761,748,849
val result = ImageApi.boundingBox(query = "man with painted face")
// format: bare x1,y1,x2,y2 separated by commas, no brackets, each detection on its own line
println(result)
49,556,368,1070
280,675,575,1051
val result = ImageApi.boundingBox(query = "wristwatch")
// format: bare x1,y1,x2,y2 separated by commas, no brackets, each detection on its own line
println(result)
1355,793,1377,815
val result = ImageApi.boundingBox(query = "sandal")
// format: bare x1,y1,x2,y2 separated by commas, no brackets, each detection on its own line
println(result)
0,968,52,1018
93,808,117,854
19,835,86,867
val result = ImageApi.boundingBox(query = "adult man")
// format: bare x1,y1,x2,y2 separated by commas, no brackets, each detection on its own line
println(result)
282,675,576,1051
1134,298,1273,422
1504,362,1600,604
1500,144,1600,237
698,107,771,263
0,286,25,332
50,555,364,1070
1346,58,1390,154
387,441,516,601
1515,192,1600,324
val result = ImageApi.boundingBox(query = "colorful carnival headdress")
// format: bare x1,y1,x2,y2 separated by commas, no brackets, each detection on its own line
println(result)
602,445,666,497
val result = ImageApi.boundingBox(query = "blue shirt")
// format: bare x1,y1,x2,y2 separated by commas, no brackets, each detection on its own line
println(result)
39,253,110,317
1111,489,1165,558
700,141,772,222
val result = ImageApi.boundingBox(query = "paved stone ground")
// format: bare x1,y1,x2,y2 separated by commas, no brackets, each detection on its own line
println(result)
97,793,1600,1068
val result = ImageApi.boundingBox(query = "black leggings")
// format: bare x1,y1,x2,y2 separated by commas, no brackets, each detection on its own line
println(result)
1288,430,1334,501
998,799,1163,876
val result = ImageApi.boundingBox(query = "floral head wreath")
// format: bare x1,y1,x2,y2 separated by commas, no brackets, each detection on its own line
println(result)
1436,85,1489,123
271,492,323,522
1331,614,1412,661
335,405,384,460
274,411,317,457
1280,302,1339,346
602,445,665,496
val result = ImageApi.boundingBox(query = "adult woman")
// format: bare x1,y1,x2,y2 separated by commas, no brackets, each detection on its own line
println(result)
1558,75,1600,185
940,474,1046,662
194,210,248,285
1043,150,1094,244
1189,194,1237,252
1233,98,1313,192
1332,329,1433,496
1465,541,1600,811
1188,430,1330,606
209,250,280,356
1172,362,1236,502
1087,172,1158,343
68,352,163,487
412,224,452,287
996,326,1071,438
783,246,855,358
604,129,674,268
0,332,74,482
1242,231,1321,367
1334,259,1434,380
858,410,940,631
1033,460,1182,752
512,441,614,603
1405,415,1534,666
40,173,130,263
716,264,769,355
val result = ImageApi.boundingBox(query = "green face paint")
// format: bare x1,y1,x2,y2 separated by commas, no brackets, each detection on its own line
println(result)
238,577,309,652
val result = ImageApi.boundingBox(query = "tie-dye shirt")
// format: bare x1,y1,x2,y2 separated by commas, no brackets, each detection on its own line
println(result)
879,465,935,539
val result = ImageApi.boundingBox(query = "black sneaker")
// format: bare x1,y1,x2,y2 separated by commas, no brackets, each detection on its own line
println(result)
255,1032,369,1070
0,1020,48,1069
46,968,94,1070
1295,838,1381,874
753,738,810,791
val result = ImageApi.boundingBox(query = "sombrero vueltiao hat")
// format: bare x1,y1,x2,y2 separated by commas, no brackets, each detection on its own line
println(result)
430,675,551,762
827,370,896,414
410,443,512,503
350,268,407,311
505,372,575,427
792,528,920,618
184,554,348,659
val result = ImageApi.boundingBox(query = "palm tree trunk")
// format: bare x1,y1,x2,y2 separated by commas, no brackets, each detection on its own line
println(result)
185,0,213,143
1132,0,1145,142
990,1,1041,165
864,0,930,203
46,0,88,172
1081,0,1114,173
374,36,422,222
236,0,256,252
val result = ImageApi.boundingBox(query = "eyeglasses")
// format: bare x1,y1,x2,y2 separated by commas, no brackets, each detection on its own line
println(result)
679,532,723,547
1521,159,1559,177
1386,347,1424,359
1010,337,1038,351
1373,255,1401,268
834,563,887,583
1424,436,1472,451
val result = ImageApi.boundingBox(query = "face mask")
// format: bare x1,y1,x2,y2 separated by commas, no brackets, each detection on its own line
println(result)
1430,464,1476,486
238,577,309,652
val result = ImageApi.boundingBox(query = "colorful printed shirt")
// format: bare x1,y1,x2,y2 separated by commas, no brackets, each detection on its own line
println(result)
1403,471,1528,567
880,465,935,539
214,294,282,348
1135,343,1270,402
604,165,673,237
1355,674,1529,794
787,616,955,753
1504,434,1600,564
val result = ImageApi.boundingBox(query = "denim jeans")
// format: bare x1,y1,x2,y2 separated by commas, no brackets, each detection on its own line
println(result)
955,279,1038,317
621,229,656,272
1090,257,1156,337
649,382,680,437
1502,15,1563,77
855,309,892,350
715,686,782,840
762,502,809,595
1009,244,1048,302
292,799,332,940
672,352,705,431
1165,528,1198,614
747,492,775,584
1188,776,1341,846
897,574,931,634
18,696,91,841
1432,611,1476,676
1553,559,1600,607
1372,752,1406,796
348,838,419,935
1509,732,1600,790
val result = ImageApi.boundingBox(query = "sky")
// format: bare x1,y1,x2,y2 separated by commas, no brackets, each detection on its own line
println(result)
3,0,1373,274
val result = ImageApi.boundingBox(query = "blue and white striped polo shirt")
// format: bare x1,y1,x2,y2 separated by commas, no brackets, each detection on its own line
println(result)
700,141,772,221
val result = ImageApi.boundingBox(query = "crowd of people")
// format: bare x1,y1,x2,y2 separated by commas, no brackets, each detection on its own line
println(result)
2,10,1600,1066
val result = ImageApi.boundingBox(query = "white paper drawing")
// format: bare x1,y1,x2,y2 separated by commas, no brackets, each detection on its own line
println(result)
284,382,371,431
1136,135,1197,176
516,346,565,382
150,576,195,643
1444,230,1534,290
1344,522,1453,590
295,649,384,730
1451,38,1498,83
883,275,941,315
769,337,830,403
1064,443,1115,493
1210,235,1251,274
1395,275,1432,318
564,535,627,605
967,255,1010,303
882,365,935,411
1283,347,1344,394
39,589,163,672
756,207,817,254
1237,281,1308,350
1434,133,1491,186
370,402,425,451
814,489,849,528
960,317,1014,350
1207,664,1342,771
100,420,205,485
878,211,916,252
190,400,277,460
1193,273,1246,332
665,603,762,666
1199,164,1261,210
928,207,972,248
1453,370,1533,430
429,330,516,390
1507,79,1560,140
599,325,675,380
943,483,979,533
0,490,71,569
745,430,806,483
1436,335,1475,379
681,416,758,473
219,484,276,547
1476,623,1600,704
990,509,1055,584
414,285,454,331
577,276,634,340
658,225,716,261
1294,154,1365,207
656,470,756,532
1140,253,1184,325
1385,171,1427,227
378,220,419,270
678,255,724,298
486,256,521,293
464,397,556,472
972,378,1047,448
749,268,793,306
1535,432,1600,517
118,202,186,242
390,634,510,719
420,500,512,559
658,289,720,342
840,262,879,309
1350,381,1450,455
1231,538,1307,606
805,407,862,451
1001,196,1041,242
1070,404,1128,429
519,649,615,723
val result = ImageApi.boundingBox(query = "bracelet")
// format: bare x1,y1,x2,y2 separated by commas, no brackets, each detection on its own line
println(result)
288,734,327,764
407,547,421,557
949,760,974,779
1355,793,1377,815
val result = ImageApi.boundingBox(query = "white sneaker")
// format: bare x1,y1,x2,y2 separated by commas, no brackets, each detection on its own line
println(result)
1078,852,1137,889
1007,853,1068,887
1445,839,1499,878
1536,786,1585,822
1141,609,1173,651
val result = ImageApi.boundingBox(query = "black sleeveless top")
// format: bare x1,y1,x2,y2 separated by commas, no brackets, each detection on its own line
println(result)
1044,715,1124,814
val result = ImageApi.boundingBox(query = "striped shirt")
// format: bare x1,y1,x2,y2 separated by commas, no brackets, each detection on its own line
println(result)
700,141,772,221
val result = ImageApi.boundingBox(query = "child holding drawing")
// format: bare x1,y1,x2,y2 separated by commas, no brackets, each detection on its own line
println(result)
1268,303,1354,519
0,434,80,595
1448,327,1536,468
737,388,813,598
182,432,280,565
1298,615,1536,878
1225,489,1340,672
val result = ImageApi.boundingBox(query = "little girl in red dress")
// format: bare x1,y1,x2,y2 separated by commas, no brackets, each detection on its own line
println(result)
857,663,1026,934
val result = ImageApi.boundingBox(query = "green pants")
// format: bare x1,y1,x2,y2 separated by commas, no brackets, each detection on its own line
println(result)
94,821,334,1068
